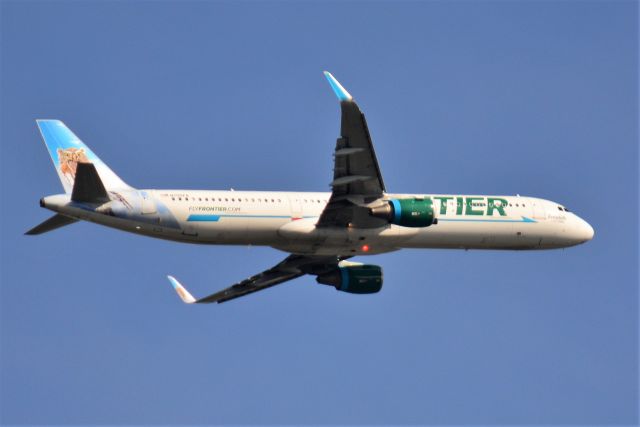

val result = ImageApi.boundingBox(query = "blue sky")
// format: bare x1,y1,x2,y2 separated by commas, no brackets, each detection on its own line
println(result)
1,1,637,425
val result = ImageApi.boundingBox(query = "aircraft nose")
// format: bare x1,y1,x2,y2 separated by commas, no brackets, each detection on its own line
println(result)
576,217,594,242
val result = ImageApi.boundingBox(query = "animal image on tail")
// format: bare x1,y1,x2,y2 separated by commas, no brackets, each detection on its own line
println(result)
57,147,89,188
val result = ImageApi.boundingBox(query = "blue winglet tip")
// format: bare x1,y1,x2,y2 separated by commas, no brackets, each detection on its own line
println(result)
166,275,196,304
167,275,180,289
323,71,353,101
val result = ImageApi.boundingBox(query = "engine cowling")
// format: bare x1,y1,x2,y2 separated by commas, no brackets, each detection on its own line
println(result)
316,264,383,294
370,198,436,228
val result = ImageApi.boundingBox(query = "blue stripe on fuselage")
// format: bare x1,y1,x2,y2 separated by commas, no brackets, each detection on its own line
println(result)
438,216,537,223
186,214,318,221
186,214,536,223
187,215,220,221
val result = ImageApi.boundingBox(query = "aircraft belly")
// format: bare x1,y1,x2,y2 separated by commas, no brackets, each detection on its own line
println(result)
179,216,288,245
52,204,187,242
401,220,544,249
272,220,416,256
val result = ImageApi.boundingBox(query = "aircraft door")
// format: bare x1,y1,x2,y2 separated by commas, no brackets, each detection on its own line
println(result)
289,196,303,219
531,200,546,220
182,224,198,236
140,191,157,215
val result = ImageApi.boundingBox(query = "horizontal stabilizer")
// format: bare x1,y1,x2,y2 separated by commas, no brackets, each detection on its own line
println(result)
25,214,78,235
71,163,109,203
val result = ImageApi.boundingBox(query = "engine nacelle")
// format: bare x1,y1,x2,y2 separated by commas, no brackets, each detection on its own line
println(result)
370,198,436,228
316,264,383,294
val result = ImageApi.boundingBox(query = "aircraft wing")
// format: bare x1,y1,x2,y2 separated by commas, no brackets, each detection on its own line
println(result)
167,254,347,304
317,72,388,228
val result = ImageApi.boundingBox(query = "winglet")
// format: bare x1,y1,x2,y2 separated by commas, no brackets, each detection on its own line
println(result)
167,275,197,304
323,71,353,101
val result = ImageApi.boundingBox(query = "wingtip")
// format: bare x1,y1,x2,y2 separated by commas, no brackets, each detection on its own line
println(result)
167,275,197,304
323,71,353,101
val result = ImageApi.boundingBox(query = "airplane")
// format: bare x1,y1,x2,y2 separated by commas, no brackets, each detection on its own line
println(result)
28,71,594,304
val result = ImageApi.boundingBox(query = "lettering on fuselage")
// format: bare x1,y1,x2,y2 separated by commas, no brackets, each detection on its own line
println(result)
431,196,510,216
188,206,241,213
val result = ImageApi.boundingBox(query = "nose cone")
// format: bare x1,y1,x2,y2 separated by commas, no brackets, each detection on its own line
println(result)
575,216,594,243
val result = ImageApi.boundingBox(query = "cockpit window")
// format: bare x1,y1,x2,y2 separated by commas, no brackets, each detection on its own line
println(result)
557,206,563,211
564,207,570,212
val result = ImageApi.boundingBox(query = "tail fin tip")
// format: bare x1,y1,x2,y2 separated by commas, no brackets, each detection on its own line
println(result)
35,119,131,194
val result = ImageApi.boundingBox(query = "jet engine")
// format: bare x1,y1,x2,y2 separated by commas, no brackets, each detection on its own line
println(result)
316,264,383,294
370,198,436,228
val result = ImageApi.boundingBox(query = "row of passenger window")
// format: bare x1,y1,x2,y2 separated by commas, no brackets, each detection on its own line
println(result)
169,196,532,209
170,196,328,204
456,202,526,208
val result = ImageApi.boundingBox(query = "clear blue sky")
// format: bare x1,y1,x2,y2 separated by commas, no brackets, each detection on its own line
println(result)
1,1,637,425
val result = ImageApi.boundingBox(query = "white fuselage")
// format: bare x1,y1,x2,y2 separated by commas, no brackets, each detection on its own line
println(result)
42,190,594,257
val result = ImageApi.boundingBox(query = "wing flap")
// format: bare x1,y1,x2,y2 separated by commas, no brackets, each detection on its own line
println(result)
331,175,374,187
198,271,303,303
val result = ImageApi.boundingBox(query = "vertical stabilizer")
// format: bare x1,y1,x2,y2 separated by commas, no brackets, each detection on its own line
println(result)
36,120,131,193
